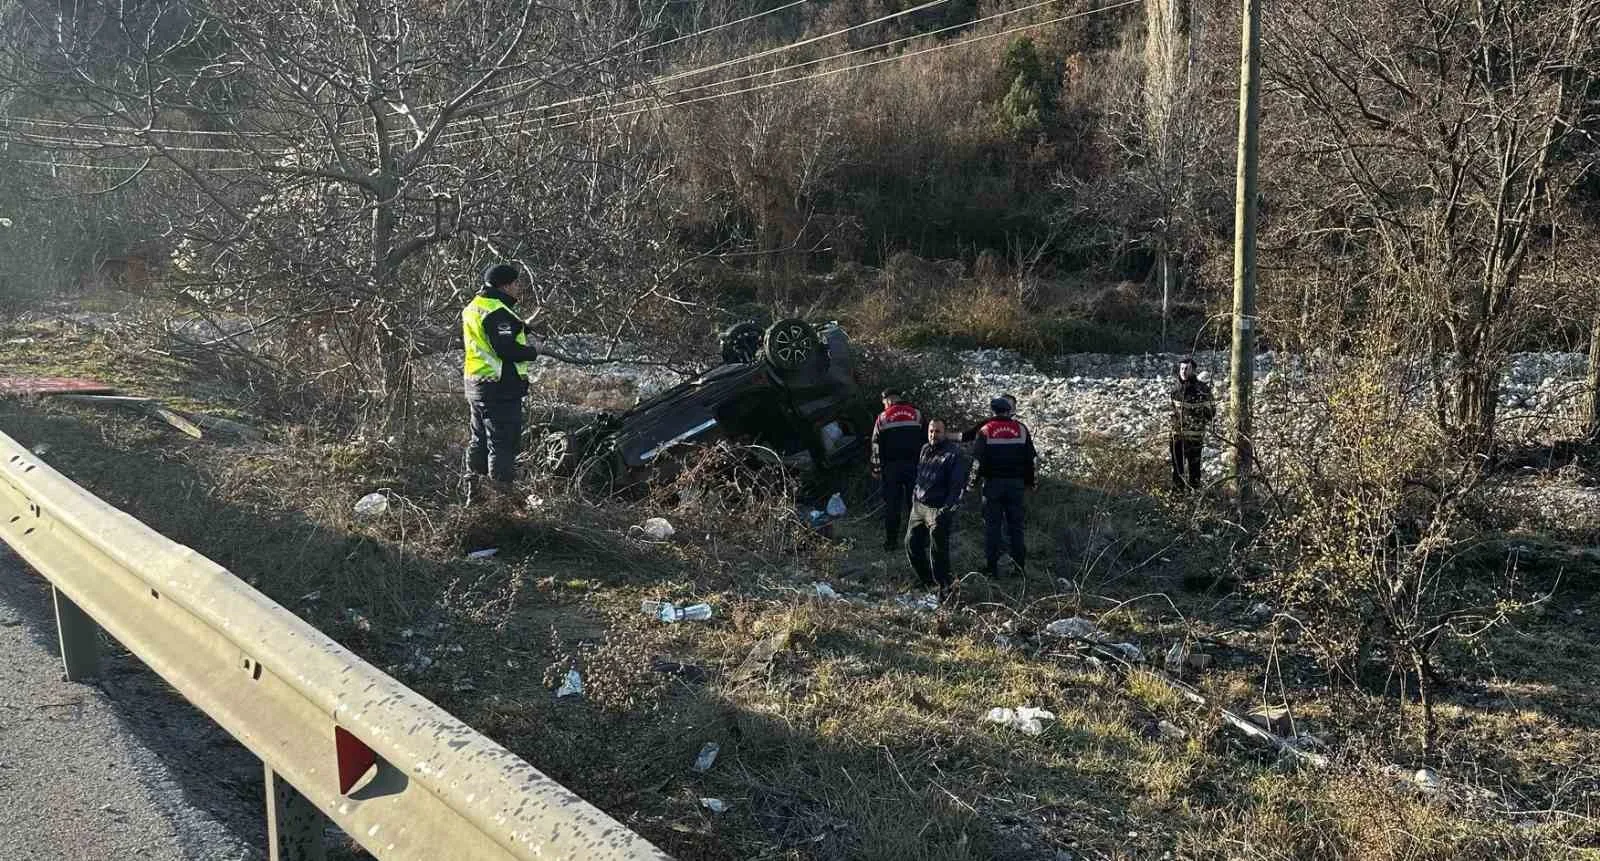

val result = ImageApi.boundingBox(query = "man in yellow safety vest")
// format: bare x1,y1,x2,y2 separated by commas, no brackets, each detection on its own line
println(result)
462,262,543,501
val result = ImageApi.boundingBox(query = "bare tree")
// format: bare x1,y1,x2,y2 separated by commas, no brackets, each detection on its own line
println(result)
0,0,689,430
1265,0,1600,455
1062,0,1232,342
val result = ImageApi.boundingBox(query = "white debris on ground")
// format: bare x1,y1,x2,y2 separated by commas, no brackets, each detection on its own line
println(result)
983,706,1057,736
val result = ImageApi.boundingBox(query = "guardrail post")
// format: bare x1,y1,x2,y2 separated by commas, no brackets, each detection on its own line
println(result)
266,766,327,861
52,585,100,681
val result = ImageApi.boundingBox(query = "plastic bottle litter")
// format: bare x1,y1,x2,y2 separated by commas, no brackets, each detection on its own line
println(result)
825,492,847,518
636,517,675,540
352,492,389,518
1164,641,1189,673
555,669,583,698
1108,642,1144,663
699,798,729,814
642,600,713,623
1043,618,1104,640
692,741,720,772
983,706,1056,736
466,547,498,560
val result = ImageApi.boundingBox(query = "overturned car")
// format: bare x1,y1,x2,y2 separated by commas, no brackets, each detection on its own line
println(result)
539,319,869,489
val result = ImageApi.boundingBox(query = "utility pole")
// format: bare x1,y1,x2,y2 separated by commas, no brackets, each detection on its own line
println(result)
1229,0,1261,504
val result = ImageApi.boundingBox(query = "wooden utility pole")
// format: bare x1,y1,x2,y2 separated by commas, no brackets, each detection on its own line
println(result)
1229,0,1261,503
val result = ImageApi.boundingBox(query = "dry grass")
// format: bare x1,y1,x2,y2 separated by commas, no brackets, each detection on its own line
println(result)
2,318,1596,860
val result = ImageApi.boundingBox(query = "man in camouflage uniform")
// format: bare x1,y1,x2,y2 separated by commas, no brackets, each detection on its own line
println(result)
1168,357,1216,491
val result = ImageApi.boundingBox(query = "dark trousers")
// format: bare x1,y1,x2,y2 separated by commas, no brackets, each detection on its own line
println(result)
1170,436,1202,490
880,461,917,548
905,500,955,592
982,477,1027,573
466,398,523,483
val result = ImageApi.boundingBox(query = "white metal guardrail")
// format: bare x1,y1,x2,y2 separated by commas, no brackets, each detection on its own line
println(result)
0,429,670,861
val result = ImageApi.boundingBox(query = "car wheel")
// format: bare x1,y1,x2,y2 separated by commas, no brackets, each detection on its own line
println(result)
720,321,765,364
541,431,580,476
763,318,818,371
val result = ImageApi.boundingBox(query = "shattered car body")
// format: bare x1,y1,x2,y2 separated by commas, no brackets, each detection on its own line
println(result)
541,319,868,485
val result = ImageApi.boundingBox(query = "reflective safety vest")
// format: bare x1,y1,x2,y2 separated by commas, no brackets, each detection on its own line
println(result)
461,295,531,383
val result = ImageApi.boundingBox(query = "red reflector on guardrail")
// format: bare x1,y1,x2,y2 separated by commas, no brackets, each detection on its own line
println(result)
335,726,378,795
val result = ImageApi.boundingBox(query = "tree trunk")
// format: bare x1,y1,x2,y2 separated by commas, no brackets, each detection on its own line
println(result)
1453,349,1500,459
1159,252,1174,352
1412,651,1437,759
1587,312,1600,441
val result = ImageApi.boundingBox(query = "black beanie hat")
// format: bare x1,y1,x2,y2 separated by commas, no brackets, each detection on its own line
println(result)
482,263,519,288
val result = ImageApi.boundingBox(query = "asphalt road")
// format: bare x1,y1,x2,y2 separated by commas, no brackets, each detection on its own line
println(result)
0,547,263,861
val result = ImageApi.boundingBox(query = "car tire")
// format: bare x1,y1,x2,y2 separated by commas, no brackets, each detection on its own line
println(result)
541,431,580,477
763,318,818,372
720,321,765,365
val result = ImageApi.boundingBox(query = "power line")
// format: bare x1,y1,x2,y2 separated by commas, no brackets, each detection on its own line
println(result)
350,0,821,131
1,1,1140,173
551,1,1141,131
502,0,1081,134
630,0,813,56
427,0,953,148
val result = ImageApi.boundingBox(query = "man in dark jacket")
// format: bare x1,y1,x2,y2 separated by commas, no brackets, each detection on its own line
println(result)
959,393,1017,443
972,396,1037,578
1168,357,1216,491
871,389,925,551
906,419,969,603
462,263,543,500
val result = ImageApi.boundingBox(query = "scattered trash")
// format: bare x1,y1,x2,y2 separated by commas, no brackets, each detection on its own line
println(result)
1164,641,1189,673
346,609,372,632
1413,768,1442,793
633,517,675,541
825,492,847,518
643,600,714,623
466,547,498,560
894,593,940,613
299,590,322,603
1043,618,1104,640
524,494,545,510
812,582,841,601
699,798,729,815
983,706,1056,736
353,492,389,518
30,443,49,456
555,669,583,698
692,742,720,772
1107,642,1144,663
1156,720,1187,742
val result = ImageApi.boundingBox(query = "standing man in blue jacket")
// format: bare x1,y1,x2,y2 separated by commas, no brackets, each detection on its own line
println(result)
461,262,543,502
906,419,970,604
972,396,1038,578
